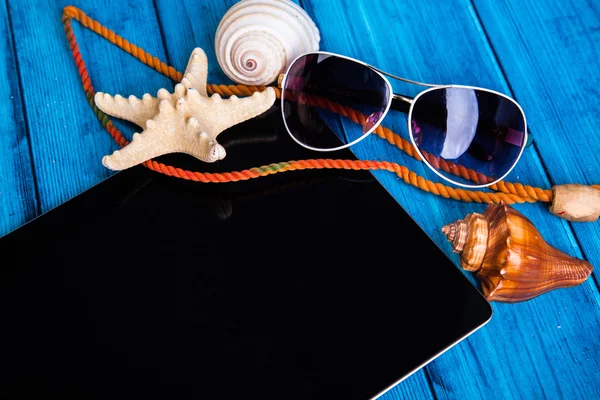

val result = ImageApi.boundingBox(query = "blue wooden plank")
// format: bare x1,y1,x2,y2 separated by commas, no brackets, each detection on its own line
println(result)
470,0,600,285
154,0,232,84
7,0,171,215
1,0,597,399
0,0,37,237
376,371,435,400
298,0,600,399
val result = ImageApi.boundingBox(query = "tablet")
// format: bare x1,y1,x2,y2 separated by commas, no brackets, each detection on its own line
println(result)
0,106,492,400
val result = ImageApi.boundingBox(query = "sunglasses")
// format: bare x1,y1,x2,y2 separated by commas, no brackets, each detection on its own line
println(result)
278,51,529,188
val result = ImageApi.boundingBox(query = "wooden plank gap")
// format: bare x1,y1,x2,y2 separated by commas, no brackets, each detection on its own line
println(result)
151,0,177,86
467,0,518,97
470,0,600,287
423,367,439,400
591,273,600,293
562,223,600,295
468,0,598,290
4,0,40,217
467,0,559,193
469,0,561,181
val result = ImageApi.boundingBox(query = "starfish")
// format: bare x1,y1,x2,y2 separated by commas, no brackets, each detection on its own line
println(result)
94,47,276,170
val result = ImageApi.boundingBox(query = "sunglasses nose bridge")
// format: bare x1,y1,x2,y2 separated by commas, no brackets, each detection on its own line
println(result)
392,94,413,104
389,93,413,114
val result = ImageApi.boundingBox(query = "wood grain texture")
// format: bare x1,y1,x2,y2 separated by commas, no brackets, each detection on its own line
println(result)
7,0,171,215
299,0,600,398
0,0,37,237
470,0,600,284
154,0,232,84
0,0,597,398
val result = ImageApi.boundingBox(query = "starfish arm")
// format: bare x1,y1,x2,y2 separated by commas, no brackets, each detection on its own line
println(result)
180,128,227,163
206,88,277,135
95,92,159,129
102,101,180,170
180,47,208,96
102,99,226,170
102,129,171,171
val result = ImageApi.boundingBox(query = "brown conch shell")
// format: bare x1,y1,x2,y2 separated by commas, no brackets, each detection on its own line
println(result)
442,201,594,302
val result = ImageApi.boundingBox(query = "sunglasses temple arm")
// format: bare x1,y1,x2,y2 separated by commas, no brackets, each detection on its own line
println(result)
374,69,535,149
278,73,412,114
525,132,534,148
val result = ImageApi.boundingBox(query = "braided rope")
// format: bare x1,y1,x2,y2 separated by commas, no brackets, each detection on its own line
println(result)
286,89,496,186
63,5,596,205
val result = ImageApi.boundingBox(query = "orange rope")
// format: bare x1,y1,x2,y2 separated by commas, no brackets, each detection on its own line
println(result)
62,5,597,205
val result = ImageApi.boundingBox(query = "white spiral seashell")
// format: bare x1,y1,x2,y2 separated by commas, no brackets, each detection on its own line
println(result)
215,0,320,86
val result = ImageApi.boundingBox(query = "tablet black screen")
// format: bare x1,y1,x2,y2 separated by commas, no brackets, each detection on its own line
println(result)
0,106,491,400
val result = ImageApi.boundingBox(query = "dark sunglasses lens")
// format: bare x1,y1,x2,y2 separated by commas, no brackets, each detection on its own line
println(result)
282,54,391,150
410,87,526,186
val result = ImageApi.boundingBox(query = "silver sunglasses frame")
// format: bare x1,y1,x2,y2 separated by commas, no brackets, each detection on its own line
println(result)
280,51,395,153
279,51,528,189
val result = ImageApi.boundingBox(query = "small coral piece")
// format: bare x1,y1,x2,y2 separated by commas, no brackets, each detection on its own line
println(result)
95,47,276,170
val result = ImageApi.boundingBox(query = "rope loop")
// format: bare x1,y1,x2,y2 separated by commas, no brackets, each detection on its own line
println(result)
63,5,593,206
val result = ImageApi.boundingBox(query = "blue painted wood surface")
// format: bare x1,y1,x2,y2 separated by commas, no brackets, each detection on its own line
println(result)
0,0,37,234
0,0,598,398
